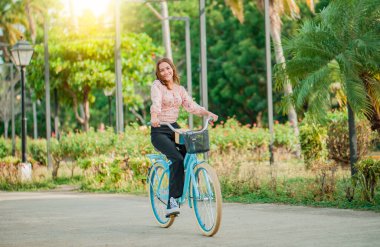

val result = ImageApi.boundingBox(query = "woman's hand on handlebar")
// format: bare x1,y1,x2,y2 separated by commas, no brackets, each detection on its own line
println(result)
208,112,218,122
151,118,160,127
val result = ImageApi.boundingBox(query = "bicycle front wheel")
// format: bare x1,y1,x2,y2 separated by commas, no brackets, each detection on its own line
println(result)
191,163,222,236
148,163,175,228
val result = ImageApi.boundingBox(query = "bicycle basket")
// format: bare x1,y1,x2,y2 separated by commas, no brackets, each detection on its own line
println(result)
183,130,209,154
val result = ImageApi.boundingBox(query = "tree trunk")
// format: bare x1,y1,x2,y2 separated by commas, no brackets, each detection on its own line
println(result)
4,120,9,139
52,161,60,180
161,1,172,60
54,89,60,139
347,103,358,176
33,101,37,138
25,0,37,43
25,0,38,139
83,88,90,131
269,7,301,158
83,100,90,131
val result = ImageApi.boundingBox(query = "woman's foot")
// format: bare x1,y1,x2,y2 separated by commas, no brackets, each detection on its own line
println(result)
165,197,180,218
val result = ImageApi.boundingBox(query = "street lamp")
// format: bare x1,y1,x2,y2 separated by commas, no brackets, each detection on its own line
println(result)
10,39,34,181
103,87,115,127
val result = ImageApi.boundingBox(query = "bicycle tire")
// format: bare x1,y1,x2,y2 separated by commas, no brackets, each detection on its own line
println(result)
148,163,175,228
191,163,222,236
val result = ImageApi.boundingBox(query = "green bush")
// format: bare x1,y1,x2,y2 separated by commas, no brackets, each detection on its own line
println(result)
28,139,47,166
299,122,328,168
0,138,11,158
274,123,299,152
327,112,374,166
0,156,21,184
211,118,269,150
355,158,380,203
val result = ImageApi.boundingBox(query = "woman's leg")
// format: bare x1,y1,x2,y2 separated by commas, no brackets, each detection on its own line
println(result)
151,132,185,200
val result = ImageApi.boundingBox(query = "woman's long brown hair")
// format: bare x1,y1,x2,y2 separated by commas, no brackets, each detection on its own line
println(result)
155,58,180,88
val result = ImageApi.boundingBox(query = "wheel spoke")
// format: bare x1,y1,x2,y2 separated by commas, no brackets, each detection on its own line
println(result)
148,163,175,228
192,164,221,236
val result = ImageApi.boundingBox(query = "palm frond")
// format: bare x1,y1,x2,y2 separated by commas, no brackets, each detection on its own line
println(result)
282,0,300,19
364,75,380,116
224,0,244,23
294,65,330,108
305,0,316,13
344,79,371,115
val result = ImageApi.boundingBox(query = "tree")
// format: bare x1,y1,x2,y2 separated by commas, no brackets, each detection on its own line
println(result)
0,70,20,137
29,32,162,131
225,0,316,155
206,1,268,124
278,0,380,174
0,0,26,59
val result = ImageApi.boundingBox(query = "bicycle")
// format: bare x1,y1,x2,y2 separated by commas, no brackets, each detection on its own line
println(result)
146,117,222,236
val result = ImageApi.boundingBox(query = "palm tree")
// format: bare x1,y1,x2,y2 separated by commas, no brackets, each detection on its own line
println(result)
225,0,316,157
0,0,27,60
278,0,380,174
21,0,54,138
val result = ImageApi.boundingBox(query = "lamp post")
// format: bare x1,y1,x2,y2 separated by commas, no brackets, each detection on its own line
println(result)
10,40,34,181
104,88,115,128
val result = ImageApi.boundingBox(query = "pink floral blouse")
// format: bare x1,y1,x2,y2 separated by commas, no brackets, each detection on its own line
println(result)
150,80,207,123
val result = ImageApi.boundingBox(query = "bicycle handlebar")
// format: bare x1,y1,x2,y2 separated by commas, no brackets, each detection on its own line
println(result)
159,117,214,134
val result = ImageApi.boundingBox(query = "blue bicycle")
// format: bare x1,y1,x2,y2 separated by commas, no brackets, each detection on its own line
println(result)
146,118,222,236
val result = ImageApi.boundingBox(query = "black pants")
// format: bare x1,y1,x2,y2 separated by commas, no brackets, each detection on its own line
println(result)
151,123,186,201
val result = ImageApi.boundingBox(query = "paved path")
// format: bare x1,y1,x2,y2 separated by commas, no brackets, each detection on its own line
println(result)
0,191,379,247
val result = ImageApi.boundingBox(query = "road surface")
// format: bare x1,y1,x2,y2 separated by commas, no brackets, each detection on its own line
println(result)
0,191,379,247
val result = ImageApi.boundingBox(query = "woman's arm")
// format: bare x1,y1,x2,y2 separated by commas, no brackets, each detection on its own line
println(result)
180,86,218,121
150,82,162,127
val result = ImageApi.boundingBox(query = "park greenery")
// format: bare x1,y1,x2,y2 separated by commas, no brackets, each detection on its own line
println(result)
0,0,380,210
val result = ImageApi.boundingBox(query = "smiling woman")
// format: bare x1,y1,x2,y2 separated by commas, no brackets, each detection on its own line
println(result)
63,0,112,18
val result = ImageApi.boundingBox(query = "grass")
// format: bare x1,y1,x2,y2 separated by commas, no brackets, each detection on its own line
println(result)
1,149,380,212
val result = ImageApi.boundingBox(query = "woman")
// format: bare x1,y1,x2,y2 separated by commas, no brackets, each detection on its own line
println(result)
150,58,218,217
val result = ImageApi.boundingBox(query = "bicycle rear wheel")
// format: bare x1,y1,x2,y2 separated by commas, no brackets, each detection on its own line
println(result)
191,163,222,236
148,163,175,228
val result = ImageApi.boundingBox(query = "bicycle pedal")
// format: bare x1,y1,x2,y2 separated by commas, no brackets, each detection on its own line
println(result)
165,212,180,218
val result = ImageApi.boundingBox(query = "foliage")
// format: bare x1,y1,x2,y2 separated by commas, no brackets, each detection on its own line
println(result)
1,120,380,209
0,0,27,46
28,138,47,166
29,28,162,129
0,138,11,158
355,158,380,203
299,111,375,168
273,122,299,150
299,120,328,168
121,0,298,125
211,118,268,151
278,0,380,130
0,155,20,184
326,112,374,166
206,1,269,124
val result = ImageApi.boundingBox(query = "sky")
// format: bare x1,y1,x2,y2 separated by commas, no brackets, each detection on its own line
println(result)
62,0,112,18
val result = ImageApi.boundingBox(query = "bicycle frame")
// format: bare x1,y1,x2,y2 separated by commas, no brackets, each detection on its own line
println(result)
147,152,207,209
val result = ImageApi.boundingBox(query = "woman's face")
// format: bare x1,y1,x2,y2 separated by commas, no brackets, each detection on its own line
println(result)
158,62,174,82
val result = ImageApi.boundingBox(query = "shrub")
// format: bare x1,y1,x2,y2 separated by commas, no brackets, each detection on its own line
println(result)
0,156,21,183
273,123,299,152
309,160,338,200
327,112,374,166
299,122,328,168
0,138,11,158
211,118,269,151
355,158,380,202
28,139,47,166
50,138,64,179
